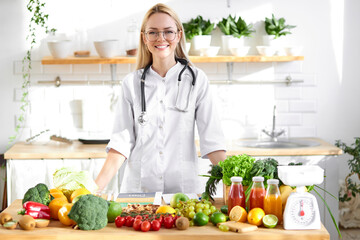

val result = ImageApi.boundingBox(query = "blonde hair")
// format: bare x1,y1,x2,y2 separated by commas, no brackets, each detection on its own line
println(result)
136,3,190,70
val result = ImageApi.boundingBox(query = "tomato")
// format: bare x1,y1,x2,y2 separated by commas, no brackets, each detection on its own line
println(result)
115,216,126,228
135,215,143,221
173,215,181,223
155,215,164,225
151,220,161,231
125,216,135,227
141,221,151,232
163,216,174,229
133,219,142,231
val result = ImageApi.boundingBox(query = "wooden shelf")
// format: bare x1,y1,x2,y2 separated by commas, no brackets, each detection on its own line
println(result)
41,55,304,65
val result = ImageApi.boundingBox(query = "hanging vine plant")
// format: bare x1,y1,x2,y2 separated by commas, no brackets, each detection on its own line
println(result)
8,0,56,145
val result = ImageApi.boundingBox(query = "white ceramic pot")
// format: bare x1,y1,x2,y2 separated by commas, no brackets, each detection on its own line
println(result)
221,35,233,55
200,46,220,57
47,40,72,59
262,35,287,56
94,40,119,58
191,35,211,55
229,47,250,57
228,37,245,48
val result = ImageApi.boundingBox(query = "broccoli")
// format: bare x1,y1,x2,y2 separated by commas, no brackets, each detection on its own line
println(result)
68,194,109,230
22,183,51,206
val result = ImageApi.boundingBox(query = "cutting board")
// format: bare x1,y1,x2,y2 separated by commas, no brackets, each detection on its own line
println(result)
218,221,258,233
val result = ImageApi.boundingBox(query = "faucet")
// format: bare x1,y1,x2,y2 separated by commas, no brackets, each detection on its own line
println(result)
262,105,285,142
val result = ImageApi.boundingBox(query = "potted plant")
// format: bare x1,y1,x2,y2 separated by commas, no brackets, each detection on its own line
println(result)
335,138,360,228
183,15,215,55
217,15,255,55
263,14,296,47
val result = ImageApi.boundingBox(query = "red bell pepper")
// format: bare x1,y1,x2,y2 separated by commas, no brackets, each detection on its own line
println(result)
19,201,51,220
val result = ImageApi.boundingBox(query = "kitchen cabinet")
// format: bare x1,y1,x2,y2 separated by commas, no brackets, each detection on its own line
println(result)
0,198,329,240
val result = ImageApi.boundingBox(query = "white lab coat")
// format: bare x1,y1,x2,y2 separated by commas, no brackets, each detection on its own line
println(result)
107,62,225,193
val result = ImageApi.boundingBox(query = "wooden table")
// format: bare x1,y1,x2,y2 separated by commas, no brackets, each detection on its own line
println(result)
0,199,330,240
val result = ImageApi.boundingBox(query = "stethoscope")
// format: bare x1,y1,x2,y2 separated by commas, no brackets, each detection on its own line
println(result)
138,58,196,126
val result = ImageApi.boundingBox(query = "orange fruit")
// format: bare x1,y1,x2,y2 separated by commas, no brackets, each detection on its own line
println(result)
70,188,91,202
58,203,76,226
229,206,247,223
49,198,68,220
155,205,176,215
247,208,265,226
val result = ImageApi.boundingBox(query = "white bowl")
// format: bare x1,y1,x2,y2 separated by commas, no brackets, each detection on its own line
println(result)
47,40,72,59
200,46,220,57
256,46,276,56
284,46,303,56
229,47,250,56
94,40,119,58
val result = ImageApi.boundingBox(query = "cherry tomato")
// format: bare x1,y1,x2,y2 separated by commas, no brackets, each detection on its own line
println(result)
141,221,151,232
151,220,161,231
135,215,143,221
125,216,135,227
133,219,142,231
163,216,174,229
115,216,126,228
155,215,164,226
173,215,181,223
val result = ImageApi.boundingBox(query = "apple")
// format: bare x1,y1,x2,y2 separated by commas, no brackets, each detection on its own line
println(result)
170,193,189,208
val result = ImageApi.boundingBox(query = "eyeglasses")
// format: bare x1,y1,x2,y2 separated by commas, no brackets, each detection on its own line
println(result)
144,30,178,42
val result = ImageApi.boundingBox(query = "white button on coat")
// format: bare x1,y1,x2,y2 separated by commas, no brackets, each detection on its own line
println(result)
107,62,225,193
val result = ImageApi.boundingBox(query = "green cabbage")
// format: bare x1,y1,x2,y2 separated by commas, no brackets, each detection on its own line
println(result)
53,167,98,201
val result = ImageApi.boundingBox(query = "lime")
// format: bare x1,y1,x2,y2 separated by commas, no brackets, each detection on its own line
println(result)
193,212,209,226
262,214,278,228
107,201,123,223
210,212,227,226
220,205,228,214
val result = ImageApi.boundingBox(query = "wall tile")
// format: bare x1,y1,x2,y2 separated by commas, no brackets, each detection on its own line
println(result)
289,126,316,137
275,100,289,112
43,65,72,73
102,64,130,74
276,113,302,126
73,64,101,73
196,63,218,74
275,61,303,73
275,86,302,99
289,100,317,112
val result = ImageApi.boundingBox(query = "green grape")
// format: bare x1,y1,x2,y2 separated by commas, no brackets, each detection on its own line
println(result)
189,220,195,227
177,202,182,208
196,203,204,209
219,224,229,232
210,205,217,213
204,203,210,209
196,208,203,213
203,209,211,216
188,211,195,219
189,206,195,212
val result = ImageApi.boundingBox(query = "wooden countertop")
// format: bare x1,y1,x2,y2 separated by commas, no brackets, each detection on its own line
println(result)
0,199,329,240
4,138,341,160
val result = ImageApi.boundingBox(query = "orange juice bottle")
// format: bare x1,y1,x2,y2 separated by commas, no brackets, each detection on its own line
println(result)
264,179,282,223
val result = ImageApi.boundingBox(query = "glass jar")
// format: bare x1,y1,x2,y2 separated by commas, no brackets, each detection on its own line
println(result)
249,176,266,210
228,176,245,213
125,19,139,56
264,179,282,223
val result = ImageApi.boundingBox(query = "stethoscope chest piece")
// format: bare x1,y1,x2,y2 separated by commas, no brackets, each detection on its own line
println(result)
138,112,148,126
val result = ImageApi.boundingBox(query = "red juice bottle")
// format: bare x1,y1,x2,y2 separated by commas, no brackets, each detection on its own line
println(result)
249,176,266,210
228,176,245,213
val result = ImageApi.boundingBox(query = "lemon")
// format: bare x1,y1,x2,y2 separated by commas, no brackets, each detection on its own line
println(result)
262,214,278,228
247,208,265,226
229,206,247,223
155,205,176,215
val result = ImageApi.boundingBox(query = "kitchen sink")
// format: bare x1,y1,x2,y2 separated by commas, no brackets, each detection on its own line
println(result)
238,139,321,149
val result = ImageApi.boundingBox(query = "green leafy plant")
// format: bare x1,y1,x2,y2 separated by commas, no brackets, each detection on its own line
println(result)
335,137,360,202
217,15,255,38
264,14,296,39
8,0,56,145
183,15,215,41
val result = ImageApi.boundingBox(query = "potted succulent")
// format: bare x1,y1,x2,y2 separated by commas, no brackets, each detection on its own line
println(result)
263,14,296,47
217,15,255,55
183,16,215,55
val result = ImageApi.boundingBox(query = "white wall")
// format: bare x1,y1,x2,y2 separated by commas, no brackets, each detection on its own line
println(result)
0,0,360,236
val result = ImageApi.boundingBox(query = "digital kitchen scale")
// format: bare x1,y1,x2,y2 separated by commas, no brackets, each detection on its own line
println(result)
277,165,324,230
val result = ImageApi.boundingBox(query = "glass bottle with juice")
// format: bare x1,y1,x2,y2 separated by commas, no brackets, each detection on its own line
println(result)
249,176,266,210
264,179,282,223
228,176,245,213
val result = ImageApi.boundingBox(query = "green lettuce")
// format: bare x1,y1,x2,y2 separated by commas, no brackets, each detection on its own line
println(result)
219,154,255,186
53,167,98,201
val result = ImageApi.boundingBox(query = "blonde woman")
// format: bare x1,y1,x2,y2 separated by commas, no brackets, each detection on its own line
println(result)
96,3,226,194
